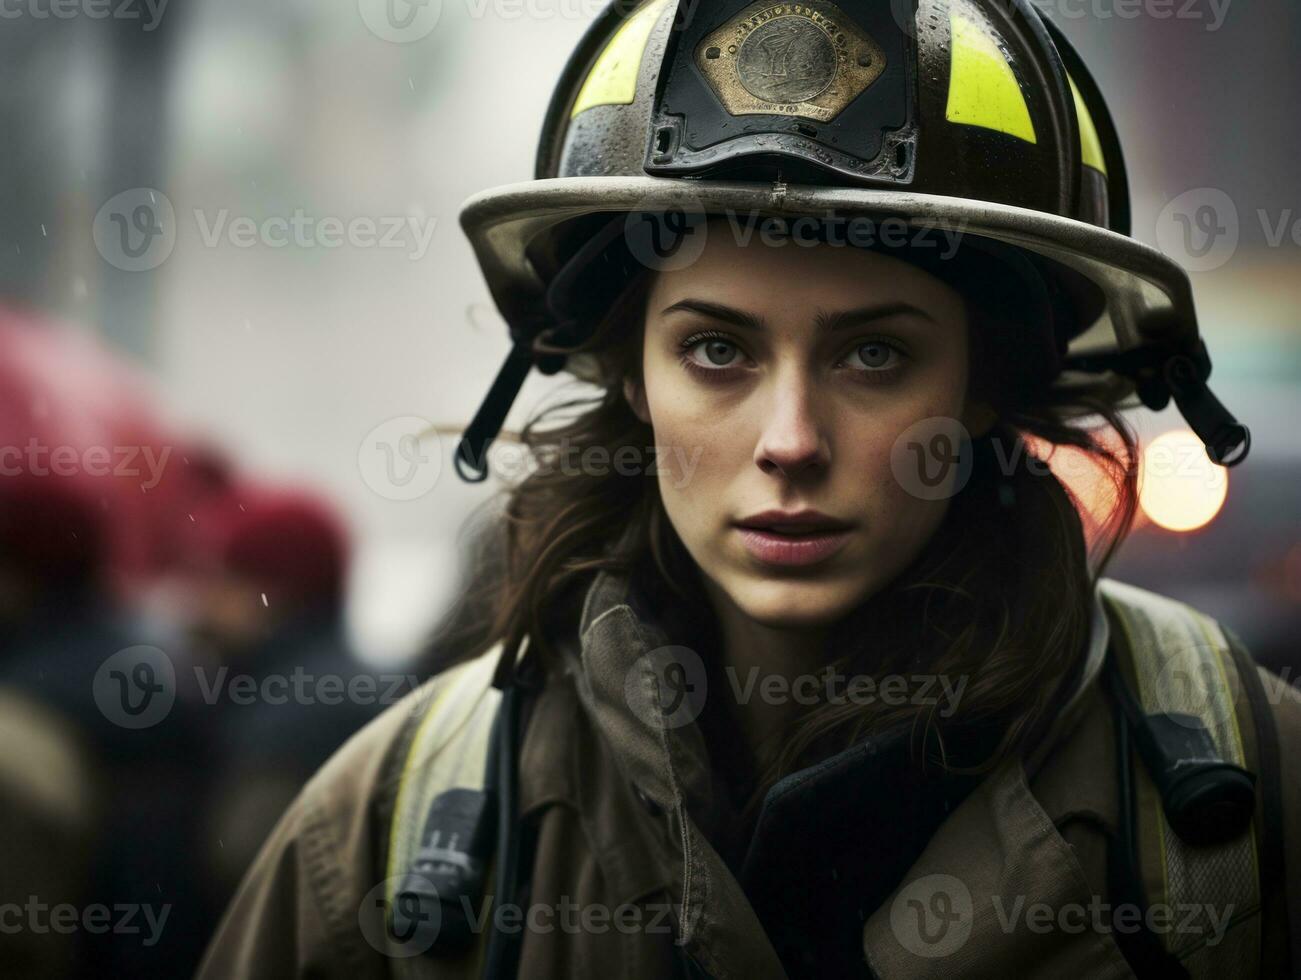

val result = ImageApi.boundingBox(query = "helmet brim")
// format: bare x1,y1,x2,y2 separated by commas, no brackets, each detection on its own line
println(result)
459,175,1197,400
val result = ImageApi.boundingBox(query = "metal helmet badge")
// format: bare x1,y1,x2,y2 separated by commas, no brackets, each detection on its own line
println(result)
696,1,887,122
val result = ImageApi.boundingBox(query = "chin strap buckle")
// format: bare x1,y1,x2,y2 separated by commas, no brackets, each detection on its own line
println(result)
453,317,572,483
1145,341,1251,467
1069,339,1252,468
454,341,534,483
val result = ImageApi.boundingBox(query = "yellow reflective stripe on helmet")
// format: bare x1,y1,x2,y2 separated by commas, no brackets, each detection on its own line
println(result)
1067,72,1108,176
570,0,669,119
945,12,1037,144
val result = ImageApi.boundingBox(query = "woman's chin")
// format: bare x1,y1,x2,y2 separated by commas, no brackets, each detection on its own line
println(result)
723,575,867,632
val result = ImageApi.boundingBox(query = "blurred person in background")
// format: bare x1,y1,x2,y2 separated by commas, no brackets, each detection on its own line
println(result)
0,685,98,979
185,481,384,908
0,476,104,980
0,308,214,976
1,307,388,973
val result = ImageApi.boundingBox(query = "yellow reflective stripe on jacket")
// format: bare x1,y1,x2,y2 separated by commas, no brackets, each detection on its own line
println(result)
1098,579,1261,976
386,643,504,976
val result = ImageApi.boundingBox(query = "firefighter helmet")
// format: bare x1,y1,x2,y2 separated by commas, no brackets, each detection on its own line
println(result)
454,0,1249,481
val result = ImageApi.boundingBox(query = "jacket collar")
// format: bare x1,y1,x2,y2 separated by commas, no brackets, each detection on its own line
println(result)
1026,579,1110,777
560,563,787,976
553,561,1114,977
565,560,1111,810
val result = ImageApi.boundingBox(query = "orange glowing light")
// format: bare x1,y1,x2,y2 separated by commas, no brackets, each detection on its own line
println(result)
1138,429,1228,532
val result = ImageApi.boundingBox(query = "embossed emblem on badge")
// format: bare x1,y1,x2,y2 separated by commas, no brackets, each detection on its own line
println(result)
697,1,886,122
737,17,837,103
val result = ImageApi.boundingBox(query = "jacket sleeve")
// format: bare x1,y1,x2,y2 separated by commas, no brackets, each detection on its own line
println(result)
195,686,427,980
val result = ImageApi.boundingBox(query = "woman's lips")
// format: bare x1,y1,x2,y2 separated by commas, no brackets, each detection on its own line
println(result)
736,526,852,567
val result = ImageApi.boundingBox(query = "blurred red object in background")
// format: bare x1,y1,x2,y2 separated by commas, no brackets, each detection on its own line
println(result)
0,307,229,596
187,479,350,611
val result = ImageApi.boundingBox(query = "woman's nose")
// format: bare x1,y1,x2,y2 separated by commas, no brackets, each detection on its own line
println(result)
753,374,830,478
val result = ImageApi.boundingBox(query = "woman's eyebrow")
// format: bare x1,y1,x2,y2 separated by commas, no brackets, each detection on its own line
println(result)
657,298,939,332
815,302,940,332
658,298,765,329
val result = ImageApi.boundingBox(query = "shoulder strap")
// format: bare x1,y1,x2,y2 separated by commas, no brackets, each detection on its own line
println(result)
1097,578,1261,978
1219,624,1296,977
383,643,506,977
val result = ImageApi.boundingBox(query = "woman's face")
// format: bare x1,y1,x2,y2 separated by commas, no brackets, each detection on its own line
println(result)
626,220,994,630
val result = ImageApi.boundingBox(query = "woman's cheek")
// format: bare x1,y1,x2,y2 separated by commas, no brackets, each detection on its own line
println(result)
647,401,745,494
881,470,951,539
655,437,708,495
841,413,903,490
854,421,952,538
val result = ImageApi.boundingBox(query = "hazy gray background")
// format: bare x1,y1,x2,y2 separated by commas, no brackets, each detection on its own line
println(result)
1,0,1297,665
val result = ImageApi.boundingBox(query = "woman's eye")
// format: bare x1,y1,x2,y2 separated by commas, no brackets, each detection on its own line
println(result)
687,338,741,368
843,341,902,372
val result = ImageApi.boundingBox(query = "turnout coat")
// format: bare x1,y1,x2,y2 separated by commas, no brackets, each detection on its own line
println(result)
196,565,1301,979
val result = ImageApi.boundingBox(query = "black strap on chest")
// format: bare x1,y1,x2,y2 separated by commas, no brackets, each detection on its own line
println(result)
478,682,538,979
1220,627,1296,978
1103,630,1291,978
